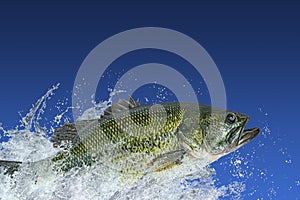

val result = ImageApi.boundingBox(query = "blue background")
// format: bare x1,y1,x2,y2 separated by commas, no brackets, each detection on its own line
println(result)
0,1,299,199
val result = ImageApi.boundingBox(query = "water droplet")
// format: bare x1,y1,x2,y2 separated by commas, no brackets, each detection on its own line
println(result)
285,159,292,164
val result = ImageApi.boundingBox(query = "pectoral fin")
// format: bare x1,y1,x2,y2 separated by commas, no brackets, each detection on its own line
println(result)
147,149,186,172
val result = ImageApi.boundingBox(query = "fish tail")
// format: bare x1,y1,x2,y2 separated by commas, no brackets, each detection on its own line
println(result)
0,160,22,175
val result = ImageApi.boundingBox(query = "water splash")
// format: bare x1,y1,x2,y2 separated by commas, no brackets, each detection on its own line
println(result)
0,85,249,200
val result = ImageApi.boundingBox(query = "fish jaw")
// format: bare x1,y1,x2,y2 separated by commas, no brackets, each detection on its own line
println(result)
195,128,260,164
237,127,260,147
225,127,260,154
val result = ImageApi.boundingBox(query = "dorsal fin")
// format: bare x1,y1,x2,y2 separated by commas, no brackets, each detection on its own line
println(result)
52,96,141,148
52,119,101,148
0,160,22,176
52,123,76,148
102,96,141,118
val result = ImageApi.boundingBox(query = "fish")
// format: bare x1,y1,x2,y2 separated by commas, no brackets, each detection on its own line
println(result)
0,97,260,179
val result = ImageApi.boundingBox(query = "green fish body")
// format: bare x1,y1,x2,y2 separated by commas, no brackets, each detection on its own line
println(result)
50,98,259,178
0,98,260,178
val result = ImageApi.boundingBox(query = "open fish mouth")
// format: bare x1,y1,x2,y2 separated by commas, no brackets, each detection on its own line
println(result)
237,127,260,146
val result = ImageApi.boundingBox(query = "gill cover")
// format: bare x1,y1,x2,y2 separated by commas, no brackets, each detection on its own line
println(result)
202,111,251,155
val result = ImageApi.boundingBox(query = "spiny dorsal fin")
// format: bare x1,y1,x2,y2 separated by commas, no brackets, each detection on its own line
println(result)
102,96,141,118
52,96,141,148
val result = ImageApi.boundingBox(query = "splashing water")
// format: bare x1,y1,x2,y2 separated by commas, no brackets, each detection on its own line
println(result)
0,85,253,200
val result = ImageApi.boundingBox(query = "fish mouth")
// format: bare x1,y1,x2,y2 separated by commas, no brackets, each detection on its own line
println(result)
237,127,260,146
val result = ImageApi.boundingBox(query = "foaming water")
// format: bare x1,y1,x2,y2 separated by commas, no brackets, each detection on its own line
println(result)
0,85,253,200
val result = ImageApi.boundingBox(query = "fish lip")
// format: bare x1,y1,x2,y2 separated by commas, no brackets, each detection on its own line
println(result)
237,127,260,146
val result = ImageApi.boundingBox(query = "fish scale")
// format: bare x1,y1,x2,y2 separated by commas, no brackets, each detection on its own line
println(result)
54,102,184,175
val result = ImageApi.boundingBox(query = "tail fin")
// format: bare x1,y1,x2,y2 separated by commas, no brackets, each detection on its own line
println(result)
0,160,22,176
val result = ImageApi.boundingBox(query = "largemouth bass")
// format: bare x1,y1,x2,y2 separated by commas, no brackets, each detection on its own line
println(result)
0,97,259,179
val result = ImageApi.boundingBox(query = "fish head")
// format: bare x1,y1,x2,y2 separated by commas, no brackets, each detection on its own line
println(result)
201,110,260,156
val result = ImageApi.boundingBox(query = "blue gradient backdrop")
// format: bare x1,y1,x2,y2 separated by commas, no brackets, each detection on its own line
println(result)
0,2,299,199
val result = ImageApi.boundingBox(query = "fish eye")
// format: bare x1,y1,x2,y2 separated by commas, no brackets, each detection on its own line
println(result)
225,113,236,125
